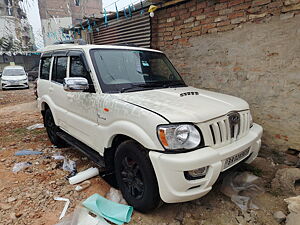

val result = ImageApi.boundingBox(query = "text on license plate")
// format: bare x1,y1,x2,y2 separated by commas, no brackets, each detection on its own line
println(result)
223,147,250,170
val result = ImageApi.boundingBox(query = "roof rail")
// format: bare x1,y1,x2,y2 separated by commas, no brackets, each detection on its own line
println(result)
53,39,87,45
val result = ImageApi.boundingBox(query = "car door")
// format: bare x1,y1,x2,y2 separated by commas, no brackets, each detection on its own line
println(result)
63,51,100,149
49,53,69,130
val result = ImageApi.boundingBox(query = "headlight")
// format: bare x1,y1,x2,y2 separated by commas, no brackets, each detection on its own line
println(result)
157,124,202,150
249,113,253,128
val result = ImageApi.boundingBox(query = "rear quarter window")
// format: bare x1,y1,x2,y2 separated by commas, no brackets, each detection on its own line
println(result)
40,57,51,80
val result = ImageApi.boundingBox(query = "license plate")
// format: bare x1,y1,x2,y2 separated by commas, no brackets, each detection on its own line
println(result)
223,147,250,170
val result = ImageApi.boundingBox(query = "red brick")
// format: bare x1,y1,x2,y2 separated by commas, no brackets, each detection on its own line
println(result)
175,25,184,31
165,27,175,32
202,23,216,29
165,22,174,27
208,28,218,33
164,36,173,41
247,6,262,13
206,11,219,17
232,2,251,11
217,24,237,31
267,1,283,8
215,2,228,10
217,20,231,26
200,17,215,24
180,13,191,20
172,30,182,36
197,2,207,9
252,0,271,6
228,11,245,19
157,41,165,47
186,0,196,8
204,6,215,12
191,9,204,16
174,20,183,26
228,0,244,7
189,6,197,12
171,11,178,17
192,26,202,31
178,8,189,15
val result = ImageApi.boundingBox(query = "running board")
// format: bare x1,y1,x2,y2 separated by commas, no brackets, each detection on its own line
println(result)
57,131,105,168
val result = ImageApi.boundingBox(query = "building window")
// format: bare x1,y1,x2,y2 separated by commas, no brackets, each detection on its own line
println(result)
75,0,80,6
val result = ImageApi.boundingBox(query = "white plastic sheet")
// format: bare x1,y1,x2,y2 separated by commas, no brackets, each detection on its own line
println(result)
220,172,264,210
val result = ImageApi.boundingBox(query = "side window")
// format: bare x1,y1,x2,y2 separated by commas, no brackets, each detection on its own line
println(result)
70,56,88,78
40,57,51,80
52,57,67,84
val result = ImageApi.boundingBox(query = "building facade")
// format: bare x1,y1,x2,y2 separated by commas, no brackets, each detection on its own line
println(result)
38,0,102,46
0,0,36,52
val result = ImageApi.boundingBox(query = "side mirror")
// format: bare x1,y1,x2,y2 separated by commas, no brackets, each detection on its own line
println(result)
63,77,89,92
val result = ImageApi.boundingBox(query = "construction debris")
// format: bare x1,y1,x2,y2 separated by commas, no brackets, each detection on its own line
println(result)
54,197,70,220
69,167,99,185
284,196,300,225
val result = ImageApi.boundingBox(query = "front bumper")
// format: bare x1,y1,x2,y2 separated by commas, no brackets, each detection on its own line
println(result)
1,81,28,89
149,123,263,203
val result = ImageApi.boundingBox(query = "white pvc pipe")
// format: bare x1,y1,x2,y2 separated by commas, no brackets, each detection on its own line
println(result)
69,167,99,185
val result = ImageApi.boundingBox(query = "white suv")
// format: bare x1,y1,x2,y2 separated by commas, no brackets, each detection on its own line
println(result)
37,43,263,212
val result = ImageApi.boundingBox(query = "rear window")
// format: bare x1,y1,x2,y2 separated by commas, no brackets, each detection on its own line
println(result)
40,58,51,80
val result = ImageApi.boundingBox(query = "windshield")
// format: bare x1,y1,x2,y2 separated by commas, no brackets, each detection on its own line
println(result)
3,68,26,76
90,49,186,93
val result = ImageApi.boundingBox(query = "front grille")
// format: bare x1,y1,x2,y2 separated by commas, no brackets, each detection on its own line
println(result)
207,111,250,147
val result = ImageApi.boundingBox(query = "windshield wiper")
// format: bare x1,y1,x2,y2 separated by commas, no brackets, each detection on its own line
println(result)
120,84,154,93
120,81,186,93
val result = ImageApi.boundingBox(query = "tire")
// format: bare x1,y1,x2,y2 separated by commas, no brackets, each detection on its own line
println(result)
114,140,161,212
44,109,67,147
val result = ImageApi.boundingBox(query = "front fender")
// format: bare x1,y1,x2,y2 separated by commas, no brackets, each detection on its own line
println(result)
105,120,164,151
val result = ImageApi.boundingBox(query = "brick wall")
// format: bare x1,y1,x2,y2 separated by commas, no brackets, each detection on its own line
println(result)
151,0,300,151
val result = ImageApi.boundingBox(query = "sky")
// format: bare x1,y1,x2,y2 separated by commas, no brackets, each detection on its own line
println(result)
21,0,137,49
20,0,43,49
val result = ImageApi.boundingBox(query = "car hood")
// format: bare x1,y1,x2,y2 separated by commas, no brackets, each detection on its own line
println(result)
2,75,27,81
115,86,249,123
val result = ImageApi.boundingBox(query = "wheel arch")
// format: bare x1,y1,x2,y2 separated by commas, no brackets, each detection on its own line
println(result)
104,134,135,170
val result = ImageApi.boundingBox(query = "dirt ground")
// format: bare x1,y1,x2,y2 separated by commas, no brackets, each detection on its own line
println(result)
0,86,297,225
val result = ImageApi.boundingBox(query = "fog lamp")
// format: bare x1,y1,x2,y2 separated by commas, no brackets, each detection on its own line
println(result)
184,166,208,180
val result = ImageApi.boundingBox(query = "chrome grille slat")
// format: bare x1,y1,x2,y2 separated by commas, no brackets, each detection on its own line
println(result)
219,120,227,142
206,110,251,148
212,123,221,144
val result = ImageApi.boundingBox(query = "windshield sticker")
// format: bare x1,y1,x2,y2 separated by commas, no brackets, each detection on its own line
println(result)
142,61,149,66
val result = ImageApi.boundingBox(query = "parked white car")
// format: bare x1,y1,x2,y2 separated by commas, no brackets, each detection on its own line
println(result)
1,65,29,90
37,42,263,212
